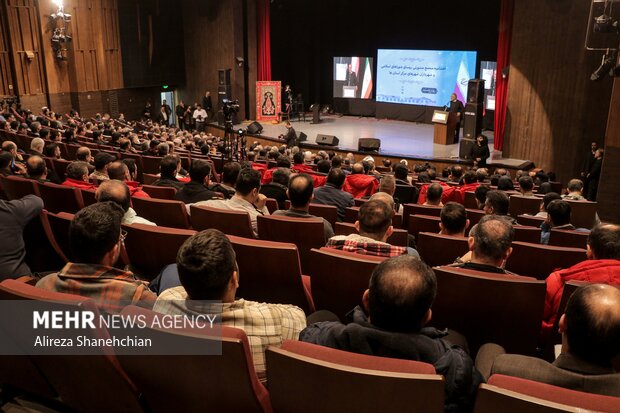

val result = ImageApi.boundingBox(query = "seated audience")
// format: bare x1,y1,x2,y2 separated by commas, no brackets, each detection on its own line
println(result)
562,179,586,201
300,255,483,412
273,174,334,240
96,180,155,226
259,167,290,210
343,162,379,198
210,161,240,199
107,161,150,198
0,194,44,281
542,224,620,335
474,185,490,210
497,176,516,192
195,167,269,237
313,168,354,222
424,183,444,207
28,137,44,156
26,155,48,182
534,192,562,218
540,200,577,244
89,152,115,181
175,159,219,204
483,190,515,223
440,202,470,237
76,146,95,174
518,176,536,197
36,202,156,311
62,161,96,190
152,155,185,190
483,284,620,396
153,229,306,382
452,215,514,274
326,199,419,258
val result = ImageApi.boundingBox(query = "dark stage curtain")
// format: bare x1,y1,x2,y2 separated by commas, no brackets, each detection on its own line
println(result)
257,0,272,81
494,0,514,151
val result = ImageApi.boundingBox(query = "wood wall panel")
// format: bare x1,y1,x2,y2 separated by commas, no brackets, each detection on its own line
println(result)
5,0,46,96
0,4,15,96
598,79,620,223
503,0,612,184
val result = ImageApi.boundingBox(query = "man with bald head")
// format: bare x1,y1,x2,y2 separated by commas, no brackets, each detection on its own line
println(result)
95,180,155,226
452,215,514,273
301,254,483,411
107,161,150,198
543,224,620,335
273,173,334,240
485,284,620,396
26,155,48,182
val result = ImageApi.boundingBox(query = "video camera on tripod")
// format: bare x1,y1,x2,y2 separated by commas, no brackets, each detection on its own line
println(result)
222,98,240,122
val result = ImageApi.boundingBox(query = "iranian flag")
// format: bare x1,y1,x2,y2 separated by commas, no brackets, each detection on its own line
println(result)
361,57,373,99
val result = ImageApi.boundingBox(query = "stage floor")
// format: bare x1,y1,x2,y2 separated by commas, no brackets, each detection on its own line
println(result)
239,115,529,168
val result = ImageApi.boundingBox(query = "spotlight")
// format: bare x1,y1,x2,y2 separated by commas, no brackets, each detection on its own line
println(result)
235,57,244,68
591,50,616,81
594,14,618,33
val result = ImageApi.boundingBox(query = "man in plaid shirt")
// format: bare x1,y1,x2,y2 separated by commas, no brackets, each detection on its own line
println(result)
153,229,306,382
36,202,156,312
326,199,419,258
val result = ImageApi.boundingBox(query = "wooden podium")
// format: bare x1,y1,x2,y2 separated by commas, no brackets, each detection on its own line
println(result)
432,110,459,145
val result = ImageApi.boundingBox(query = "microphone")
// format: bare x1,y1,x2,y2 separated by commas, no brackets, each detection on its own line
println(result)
443,102,450,111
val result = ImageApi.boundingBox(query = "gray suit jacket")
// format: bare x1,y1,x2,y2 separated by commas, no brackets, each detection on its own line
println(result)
491,353,620,397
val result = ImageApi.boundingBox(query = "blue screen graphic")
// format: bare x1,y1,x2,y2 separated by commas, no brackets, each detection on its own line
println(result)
376,49,477,107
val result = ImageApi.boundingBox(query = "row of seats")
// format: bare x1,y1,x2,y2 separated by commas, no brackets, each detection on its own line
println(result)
2,279,618,413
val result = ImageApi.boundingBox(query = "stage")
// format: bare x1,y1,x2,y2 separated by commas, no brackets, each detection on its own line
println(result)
236,115,532,169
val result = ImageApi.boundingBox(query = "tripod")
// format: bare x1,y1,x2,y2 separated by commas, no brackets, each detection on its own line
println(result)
223,119,247,162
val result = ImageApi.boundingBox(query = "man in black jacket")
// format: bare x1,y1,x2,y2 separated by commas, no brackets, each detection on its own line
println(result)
586,148,604,201
300,255,483,412
175,159,220,204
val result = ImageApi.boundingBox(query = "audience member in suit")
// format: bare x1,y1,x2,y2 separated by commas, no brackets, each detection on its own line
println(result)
301,254,483,412
312,168,354,222
542,224,620,336
0,194,43,281
27,137,45,156
96,180,155,226
540,200,578,245
440,202,470,237
61,161,96,190
152,155,185,191
326,199,419,258
581,141,598,195
272,173,334,240
451,215,514,274
259,167,290,210
153,229,306,382
36,202,156,312
480,284,620,396
210,161,240,199
175,159,219,204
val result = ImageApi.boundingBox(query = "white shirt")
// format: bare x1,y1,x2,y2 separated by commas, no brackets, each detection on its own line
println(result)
193,109,207,122
123,208,156,226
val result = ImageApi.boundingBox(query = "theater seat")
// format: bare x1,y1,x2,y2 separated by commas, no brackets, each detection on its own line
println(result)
517,214,545,228
0,280,144,413
548,228,590,249
141,184,176,200
141,156,162,174
190,204,255,238
131,196,191,229
123,223,196,280
0,175,39,200
513,225,542,244
81,189,98,207
566,200,598,229
464,191,478,209
508,195,542,218
416,232,469,267
142,173,159,185
431,266,545,356
257,215,325,274
308,248,386,321
38,182,84,213
505,242,587,280
40,210,74,262
474,374,620,412
266,341,444,413
117,306,271,413
408,214,441,240
402,204,442,231
228,235,315,314
465,208,485,227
